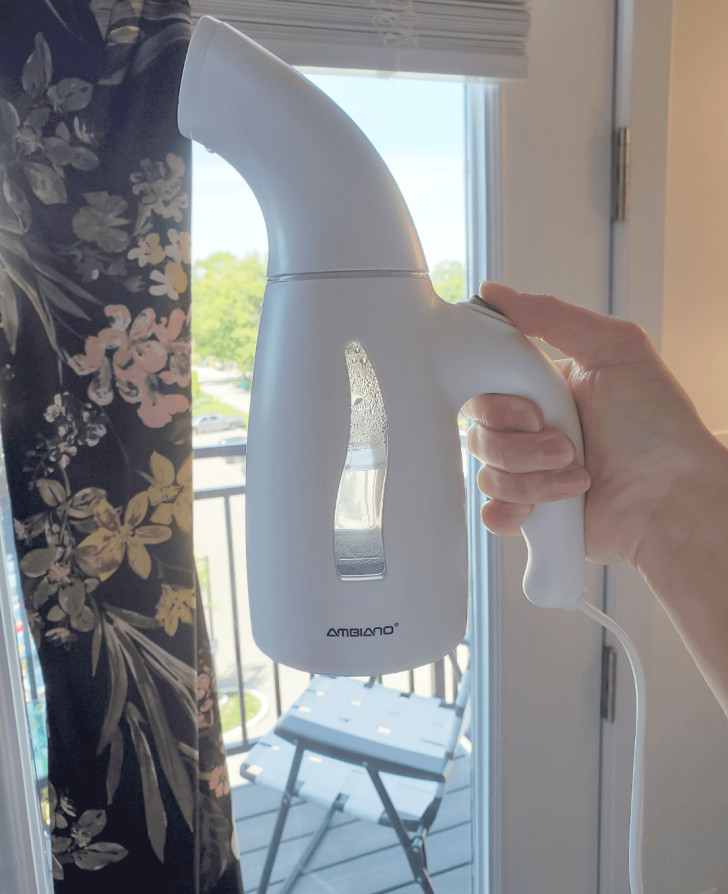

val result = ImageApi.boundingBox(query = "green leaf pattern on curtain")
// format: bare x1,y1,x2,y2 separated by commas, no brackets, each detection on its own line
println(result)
0,3,244,893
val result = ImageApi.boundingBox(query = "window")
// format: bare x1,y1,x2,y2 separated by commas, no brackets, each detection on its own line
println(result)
191,74,466,274
191,71,484,892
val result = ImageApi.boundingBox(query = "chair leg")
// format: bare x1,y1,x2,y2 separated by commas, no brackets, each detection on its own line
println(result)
279,797,341,894
257,744,305,894
366,766,436,894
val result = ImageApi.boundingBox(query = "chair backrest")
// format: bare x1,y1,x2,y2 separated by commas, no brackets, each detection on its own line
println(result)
443,649,471,762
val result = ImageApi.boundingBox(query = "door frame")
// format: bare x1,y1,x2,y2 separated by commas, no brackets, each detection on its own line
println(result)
468,1,618,890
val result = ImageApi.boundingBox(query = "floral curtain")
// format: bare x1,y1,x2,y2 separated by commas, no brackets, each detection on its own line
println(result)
0,2,244,892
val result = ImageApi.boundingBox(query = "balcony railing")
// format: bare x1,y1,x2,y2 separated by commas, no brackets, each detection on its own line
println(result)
193,442,461,757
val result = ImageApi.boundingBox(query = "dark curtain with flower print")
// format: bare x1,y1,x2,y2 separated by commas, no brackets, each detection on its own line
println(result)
0,3,244,893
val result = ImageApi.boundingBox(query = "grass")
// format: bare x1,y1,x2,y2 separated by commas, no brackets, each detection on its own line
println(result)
193,390,247,422
219,691,262,733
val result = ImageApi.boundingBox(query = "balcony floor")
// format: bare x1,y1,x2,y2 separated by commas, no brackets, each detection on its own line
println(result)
231,747,472,894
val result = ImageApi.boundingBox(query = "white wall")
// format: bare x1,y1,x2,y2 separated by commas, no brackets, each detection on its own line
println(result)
496,1,728,891
663,0,728,441
639,1,728,891
606,1,728,891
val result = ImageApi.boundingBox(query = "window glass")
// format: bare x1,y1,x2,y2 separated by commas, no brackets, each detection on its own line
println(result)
191,72,471,894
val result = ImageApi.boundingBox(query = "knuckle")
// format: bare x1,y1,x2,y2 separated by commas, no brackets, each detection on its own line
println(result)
615,319,651,354
477,464,532,502
478,463,581,504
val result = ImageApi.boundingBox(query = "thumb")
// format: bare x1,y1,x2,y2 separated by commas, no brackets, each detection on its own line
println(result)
480,282,637,369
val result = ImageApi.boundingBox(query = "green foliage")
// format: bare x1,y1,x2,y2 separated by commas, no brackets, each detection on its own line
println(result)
189,253,465,372
218,691,262,734
431,258,466,304
191,252,266,371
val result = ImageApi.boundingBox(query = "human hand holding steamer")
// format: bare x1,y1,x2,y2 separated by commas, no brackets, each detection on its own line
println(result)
465,281,728,720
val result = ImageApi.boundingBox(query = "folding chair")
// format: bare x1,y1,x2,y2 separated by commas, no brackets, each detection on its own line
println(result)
240,651,470,893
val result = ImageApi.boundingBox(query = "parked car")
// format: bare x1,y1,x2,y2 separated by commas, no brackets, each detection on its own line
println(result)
192,413,245,434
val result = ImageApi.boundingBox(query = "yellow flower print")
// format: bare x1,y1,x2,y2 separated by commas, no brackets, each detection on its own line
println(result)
149,260,188,300
165,229,190,265
143,451,192,533
75,493,171,581
155,584,195,637
128,233,166,268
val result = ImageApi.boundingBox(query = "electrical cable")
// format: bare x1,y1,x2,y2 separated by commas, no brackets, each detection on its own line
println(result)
578,600,646,894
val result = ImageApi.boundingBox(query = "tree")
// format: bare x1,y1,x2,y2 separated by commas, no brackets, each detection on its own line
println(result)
191,252,266,372
431,259,465,304
190,254,465,373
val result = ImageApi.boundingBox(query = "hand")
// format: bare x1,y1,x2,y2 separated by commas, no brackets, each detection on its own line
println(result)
463,282,723,570
464,283,728,717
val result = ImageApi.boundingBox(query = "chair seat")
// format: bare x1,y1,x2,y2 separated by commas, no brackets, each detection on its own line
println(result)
242,734,441,826
242,675,462,824
274,675,458,780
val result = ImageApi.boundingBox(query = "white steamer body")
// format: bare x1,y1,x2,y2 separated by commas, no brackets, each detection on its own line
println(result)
179,16,586,676
246,276,467,675
246,276,585,675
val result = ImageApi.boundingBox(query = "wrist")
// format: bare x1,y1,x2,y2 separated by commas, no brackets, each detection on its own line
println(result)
635,435,728,599
634,433,728,715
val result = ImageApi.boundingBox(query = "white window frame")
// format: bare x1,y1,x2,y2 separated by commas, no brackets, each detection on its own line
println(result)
464,79,503,894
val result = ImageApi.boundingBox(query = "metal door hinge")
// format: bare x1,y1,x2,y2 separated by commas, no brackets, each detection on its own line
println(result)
612,126,630,221
601,645,617,722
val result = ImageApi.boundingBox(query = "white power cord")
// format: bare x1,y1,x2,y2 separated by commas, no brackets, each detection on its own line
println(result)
578,600,646,894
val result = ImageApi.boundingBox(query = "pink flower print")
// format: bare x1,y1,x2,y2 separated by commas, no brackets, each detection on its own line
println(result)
197,671,215,729
154,309,190,388
103,304,132,331
68,306,131,406
138,391,189,428
118,308,168,376
69,305,190,428
209,764,231,799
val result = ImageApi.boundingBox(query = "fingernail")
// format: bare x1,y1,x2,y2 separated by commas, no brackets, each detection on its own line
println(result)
480,281,516,298
552,467,590,494
514,410,541,432
541,434,574,463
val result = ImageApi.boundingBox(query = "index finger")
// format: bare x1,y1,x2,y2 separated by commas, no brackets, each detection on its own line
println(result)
479,282,652,369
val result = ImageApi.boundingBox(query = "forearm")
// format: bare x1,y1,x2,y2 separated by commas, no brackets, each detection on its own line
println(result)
635,439,728,718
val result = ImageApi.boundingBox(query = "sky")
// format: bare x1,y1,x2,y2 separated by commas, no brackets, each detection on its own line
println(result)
190,72,466,270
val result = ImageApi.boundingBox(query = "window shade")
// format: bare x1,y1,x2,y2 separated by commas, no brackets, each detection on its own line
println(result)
190,1,531,78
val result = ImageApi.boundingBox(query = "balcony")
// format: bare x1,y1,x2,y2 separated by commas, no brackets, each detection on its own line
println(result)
194,442,473,892
232,746,471,893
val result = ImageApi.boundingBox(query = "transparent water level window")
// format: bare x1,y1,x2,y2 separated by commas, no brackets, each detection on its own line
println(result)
334,343,388,580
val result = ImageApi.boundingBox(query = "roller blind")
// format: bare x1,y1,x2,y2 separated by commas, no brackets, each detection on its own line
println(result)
190,1,531,78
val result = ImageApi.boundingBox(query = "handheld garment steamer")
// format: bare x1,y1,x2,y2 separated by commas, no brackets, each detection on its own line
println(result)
178,19,646,892
178,17,586,675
